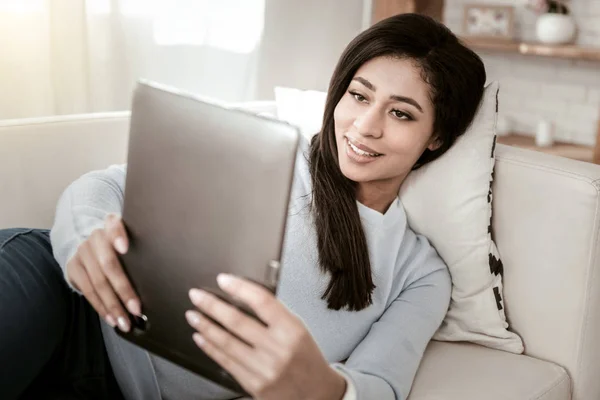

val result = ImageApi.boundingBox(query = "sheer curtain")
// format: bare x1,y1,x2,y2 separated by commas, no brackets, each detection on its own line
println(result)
0,0,265,119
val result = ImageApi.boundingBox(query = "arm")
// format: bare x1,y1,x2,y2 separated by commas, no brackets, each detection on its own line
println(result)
332,238,452,400
50,164,127,289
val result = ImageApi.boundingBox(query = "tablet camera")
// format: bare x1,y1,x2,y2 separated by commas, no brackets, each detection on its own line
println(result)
131,313,150,335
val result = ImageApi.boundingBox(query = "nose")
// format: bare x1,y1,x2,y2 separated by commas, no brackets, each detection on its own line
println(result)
353,108,383,139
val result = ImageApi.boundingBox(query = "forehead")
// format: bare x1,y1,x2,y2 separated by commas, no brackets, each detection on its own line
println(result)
352,56,431,103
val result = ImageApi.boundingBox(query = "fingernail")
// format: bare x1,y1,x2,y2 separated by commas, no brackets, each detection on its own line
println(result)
193,333,205,346
189,289,205,304
105,315,117,327
185,310,201,326
127,299,141,316
114,237,127,254
117,316,130,332
217,274,233,289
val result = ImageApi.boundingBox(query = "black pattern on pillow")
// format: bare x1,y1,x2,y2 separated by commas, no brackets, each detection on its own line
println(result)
488,88,504,312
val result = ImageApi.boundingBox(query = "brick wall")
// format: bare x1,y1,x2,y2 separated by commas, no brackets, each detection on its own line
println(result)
444,0,600,145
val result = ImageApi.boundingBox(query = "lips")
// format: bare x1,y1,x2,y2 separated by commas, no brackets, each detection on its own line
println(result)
345,136,382,156
343,137,382,164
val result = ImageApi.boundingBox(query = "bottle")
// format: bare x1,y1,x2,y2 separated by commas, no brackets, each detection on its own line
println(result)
535,119,554,147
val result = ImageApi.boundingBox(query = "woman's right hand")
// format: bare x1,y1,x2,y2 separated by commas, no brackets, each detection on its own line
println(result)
66,213,141,332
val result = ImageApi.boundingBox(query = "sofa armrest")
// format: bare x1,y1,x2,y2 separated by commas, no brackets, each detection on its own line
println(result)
493,143,600,400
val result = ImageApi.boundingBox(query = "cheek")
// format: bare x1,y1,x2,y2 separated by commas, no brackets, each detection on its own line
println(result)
333,96,355,132
386,126,432,159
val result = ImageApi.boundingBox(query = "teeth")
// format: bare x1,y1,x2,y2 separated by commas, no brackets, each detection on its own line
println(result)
348,139,380,157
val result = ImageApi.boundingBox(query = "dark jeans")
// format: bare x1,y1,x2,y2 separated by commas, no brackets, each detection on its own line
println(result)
0,228,124,400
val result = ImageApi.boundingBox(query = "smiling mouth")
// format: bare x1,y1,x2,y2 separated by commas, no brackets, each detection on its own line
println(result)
345,136,383,157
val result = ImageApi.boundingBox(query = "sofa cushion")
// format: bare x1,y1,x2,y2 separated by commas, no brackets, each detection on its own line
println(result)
409,341,570,400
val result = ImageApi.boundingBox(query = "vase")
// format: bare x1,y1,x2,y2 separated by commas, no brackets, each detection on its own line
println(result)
536,14,577,45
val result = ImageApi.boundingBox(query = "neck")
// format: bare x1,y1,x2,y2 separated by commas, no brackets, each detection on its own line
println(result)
356,180,401,214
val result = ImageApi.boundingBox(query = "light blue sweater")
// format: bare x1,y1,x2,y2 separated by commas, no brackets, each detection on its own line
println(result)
50,136,451,400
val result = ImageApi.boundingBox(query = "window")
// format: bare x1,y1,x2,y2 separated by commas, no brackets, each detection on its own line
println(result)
0,0,44,13
87,0,265,53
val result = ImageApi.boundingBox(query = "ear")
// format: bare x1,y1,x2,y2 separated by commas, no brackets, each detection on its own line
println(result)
427,136,442,151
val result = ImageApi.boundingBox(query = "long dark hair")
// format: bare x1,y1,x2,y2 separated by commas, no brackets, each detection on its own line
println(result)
309,14,486,311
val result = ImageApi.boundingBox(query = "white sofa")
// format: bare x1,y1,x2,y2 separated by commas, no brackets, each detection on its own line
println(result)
1,109,599,400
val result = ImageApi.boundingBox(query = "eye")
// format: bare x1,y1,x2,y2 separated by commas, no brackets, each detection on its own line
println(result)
349,90,367,103
390,109,412,121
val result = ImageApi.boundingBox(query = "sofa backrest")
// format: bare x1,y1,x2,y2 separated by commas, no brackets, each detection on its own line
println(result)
0,102,277,230
493,144,600,400
0,112,130,229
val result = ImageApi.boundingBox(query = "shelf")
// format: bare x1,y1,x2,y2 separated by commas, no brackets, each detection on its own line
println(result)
371,1,444,24
497,133,594,163
462,37,600,62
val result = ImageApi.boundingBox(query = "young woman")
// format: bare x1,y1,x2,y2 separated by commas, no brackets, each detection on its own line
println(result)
0,13,485,400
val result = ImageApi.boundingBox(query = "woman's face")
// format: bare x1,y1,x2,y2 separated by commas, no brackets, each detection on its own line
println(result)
334,56,437,191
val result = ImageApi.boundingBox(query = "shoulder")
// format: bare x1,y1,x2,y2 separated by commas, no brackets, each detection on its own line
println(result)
287,135,313,214
397,212,450,288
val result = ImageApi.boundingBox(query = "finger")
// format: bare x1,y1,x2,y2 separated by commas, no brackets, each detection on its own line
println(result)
216,274,286,326
192,332,262,395
79,239,130,332
188,289,278,354
105,213,129,255
68,256,116,327
186,310,273,377
92,230,141,316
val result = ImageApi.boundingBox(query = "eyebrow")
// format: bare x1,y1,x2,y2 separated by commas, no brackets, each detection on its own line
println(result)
352,76,424,114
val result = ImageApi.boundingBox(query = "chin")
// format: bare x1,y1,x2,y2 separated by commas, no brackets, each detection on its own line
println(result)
337,153,383,183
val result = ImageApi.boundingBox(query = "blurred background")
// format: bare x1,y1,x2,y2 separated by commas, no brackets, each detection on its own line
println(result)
0,0,364,118
0,0,598,158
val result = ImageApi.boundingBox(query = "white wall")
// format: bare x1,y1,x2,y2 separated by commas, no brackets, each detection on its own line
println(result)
118,0,365,102
254,0,365,99
445,0,600,146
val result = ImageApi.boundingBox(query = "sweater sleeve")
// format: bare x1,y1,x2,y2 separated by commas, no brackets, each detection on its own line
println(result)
335,369,358,400
49,164,127,290
332,238,451,400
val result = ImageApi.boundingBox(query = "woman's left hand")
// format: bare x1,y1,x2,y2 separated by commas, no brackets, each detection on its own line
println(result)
186,274,347,400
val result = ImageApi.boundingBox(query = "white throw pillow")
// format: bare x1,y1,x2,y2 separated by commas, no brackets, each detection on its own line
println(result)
274,82,524,354
274,86,327,139
399,81,523,353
